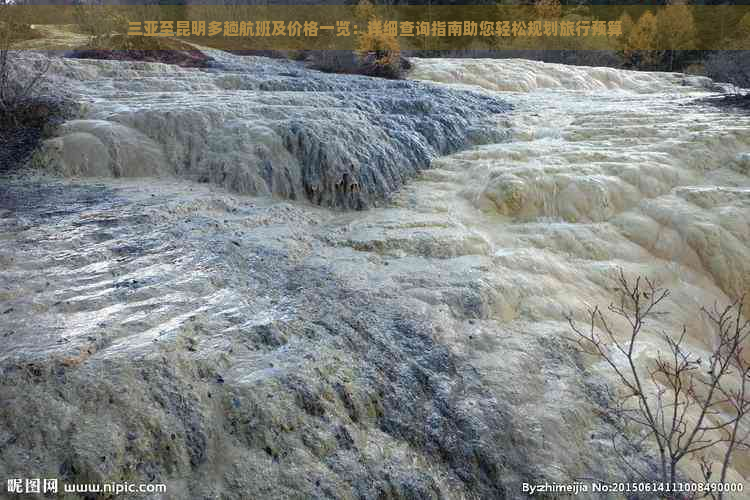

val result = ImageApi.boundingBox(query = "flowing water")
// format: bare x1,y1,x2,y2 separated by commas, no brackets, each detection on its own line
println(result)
408,57,750,483
2,52,750,495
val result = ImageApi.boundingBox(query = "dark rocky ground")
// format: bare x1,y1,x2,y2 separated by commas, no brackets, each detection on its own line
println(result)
0,178,540,499
697,92,750,113
0,97,78,175
65,36,216,69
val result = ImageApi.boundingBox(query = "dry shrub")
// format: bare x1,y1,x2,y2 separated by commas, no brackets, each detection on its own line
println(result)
307,10,409,80
624,10,659,67
535,0,561,20
308,0,404,79
354,19,404,79
1,3,51,117
72,3,160,51
73,3,126,46
567,270,750,492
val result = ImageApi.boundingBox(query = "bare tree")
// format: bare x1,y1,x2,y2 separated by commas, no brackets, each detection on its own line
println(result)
0,0,51,119
566,269,750,498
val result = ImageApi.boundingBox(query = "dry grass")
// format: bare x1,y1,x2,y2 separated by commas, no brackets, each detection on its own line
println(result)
68,35,213,68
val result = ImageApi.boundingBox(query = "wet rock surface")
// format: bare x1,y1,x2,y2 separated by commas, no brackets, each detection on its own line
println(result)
27,51,510,210
3,53,750,499
0,179,547,499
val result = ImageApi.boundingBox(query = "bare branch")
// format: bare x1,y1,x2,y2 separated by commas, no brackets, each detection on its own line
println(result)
567,272,750,495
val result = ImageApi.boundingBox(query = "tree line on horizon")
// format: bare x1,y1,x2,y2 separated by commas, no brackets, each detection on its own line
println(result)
3,0,750,88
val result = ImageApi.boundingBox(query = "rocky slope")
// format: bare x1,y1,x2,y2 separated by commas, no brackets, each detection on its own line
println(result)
2,51,750,499
2,52,535,500
0,178,537,499
25,51,509,210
